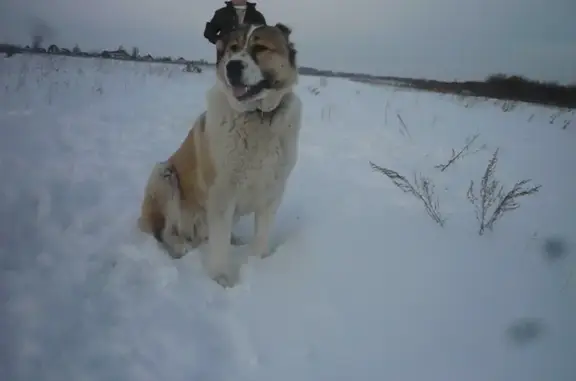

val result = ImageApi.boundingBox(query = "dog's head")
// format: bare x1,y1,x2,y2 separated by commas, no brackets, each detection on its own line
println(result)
216,23,298,112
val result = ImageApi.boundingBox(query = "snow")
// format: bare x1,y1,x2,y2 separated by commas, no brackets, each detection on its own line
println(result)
1,54,575,381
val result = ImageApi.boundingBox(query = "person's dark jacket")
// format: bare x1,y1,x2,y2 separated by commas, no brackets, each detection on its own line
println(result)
203,2,266,44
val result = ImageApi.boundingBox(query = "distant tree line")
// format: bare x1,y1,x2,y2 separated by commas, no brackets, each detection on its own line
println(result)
0,41,207,68
1,39,574,108
389,73,576,109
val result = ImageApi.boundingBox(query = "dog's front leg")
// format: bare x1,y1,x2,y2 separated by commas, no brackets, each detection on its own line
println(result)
251,199,281,259
205,188,239,288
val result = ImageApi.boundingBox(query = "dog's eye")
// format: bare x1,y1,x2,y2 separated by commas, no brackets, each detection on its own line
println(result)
228,43,240,52
251,45,270,54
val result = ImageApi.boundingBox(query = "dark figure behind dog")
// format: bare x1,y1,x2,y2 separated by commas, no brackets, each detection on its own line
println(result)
204,0,267,56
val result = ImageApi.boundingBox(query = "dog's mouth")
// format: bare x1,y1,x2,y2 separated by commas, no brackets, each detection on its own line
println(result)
231,80,270,101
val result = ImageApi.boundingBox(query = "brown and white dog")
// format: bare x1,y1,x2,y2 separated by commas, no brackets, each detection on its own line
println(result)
138,23,302,287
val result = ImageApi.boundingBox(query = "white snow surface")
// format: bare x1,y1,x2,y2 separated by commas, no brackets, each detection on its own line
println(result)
1,54,575,381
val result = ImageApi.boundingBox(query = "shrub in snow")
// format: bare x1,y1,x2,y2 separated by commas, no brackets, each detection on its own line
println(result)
184,63,202,73
307,85,320,96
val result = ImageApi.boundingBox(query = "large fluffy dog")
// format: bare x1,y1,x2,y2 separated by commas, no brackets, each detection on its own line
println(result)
138,23,301,287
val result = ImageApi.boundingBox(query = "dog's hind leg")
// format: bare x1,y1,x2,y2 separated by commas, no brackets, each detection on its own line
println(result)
145,161,194,259
138,162,170,238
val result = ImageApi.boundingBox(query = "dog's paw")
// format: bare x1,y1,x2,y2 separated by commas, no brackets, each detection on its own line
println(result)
250,242,273,259
249,249,268,258
212,272,239,288
165,241,191,259
230,234,248,246
252,251,273,259
185,235,205,249
207,263,240,288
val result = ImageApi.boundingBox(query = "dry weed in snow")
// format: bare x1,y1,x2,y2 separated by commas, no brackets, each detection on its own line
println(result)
370,161,446,227
435,134,486,172
467,148,541,235
396,113,412,139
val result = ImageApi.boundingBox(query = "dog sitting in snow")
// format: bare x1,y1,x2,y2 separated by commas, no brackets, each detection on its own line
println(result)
138,23,301,288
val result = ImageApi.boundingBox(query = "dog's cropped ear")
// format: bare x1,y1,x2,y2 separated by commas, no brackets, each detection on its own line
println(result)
216,43,225,64
274,23,296,66
275,23,292,39
216,31,232,63
217,32,231,52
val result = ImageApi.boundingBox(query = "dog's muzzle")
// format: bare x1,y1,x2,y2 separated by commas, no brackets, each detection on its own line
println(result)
225,60,244,86
225,59,271,101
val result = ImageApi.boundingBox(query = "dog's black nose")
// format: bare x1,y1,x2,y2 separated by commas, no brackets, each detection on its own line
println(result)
226,60,244,85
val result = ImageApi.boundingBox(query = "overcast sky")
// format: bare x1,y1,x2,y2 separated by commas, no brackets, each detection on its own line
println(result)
1,0,575,83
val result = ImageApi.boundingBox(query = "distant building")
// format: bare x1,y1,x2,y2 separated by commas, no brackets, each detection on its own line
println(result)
111,49,130,59
48,44,60,54
101,49,130,59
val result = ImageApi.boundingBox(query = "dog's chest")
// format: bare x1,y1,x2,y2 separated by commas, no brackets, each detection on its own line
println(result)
230,114,296,182
212,112,298,202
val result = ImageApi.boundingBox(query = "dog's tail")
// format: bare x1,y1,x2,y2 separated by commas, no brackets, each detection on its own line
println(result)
138,161,182,243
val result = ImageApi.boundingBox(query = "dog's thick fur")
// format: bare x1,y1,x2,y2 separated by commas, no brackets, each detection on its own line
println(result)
138,23,301,287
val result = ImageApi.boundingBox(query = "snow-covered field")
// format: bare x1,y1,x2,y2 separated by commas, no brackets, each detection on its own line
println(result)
1,54,575,381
